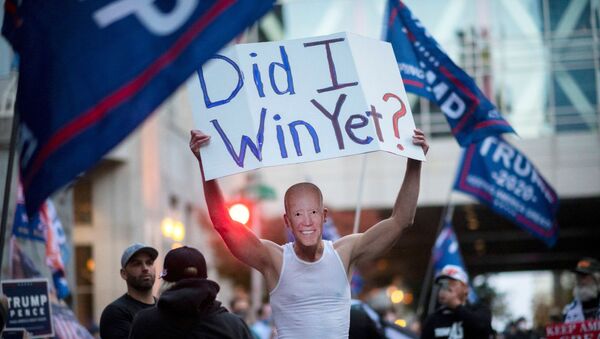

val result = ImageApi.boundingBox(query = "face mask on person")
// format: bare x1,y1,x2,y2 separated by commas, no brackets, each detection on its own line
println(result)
574,283,599,301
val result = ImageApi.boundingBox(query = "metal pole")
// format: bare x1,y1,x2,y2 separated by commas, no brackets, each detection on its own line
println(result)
591,0,600,133
352,154,368,234
250,186,263,320
416,193,455,320
0,105,20,278
542,0,557,132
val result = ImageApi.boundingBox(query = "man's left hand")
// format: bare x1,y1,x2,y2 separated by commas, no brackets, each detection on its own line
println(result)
412,128,429,155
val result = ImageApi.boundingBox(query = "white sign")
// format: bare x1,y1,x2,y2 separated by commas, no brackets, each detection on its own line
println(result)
193,32,425,180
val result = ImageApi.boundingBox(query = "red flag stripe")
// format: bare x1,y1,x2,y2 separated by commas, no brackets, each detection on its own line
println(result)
23,0,235,190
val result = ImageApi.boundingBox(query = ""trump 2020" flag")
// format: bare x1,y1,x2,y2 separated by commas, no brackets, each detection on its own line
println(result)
385,0,515,146
454,136,559,246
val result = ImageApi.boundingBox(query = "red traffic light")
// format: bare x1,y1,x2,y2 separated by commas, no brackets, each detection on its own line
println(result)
228,202,252,225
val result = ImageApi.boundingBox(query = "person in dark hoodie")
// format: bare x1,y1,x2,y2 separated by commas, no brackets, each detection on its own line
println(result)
129,246,252,339
421,265,493,339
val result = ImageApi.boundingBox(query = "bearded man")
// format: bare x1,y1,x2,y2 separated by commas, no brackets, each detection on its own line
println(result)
564,257,600,322
100,243,158,339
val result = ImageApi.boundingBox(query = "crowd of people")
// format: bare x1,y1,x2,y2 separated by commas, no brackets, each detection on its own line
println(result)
96,240,599,339
90,130,598,339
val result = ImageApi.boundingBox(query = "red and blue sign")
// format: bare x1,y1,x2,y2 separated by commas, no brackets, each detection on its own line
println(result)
385,0,515,146
2,0,274,216
454,136,559,246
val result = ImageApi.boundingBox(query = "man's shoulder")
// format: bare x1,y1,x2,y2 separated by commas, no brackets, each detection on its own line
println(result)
209,308,247,326
101,294,153,319
333,234,361,249
431,308,450,317
100,295,135,338
211,312,251,336
132,306,160,323
261,239,284,253
185,311,251,339
425,306,458,323
209,307,238,320
563,299,579,313
129,307,164,339
260,239,284,269
101,294,129,315
466,302,491,314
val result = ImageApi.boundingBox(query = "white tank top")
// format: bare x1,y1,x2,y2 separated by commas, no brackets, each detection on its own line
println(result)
270,240,351,339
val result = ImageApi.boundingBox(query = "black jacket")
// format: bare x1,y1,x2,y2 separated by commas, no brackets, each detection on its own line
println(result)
421,303,493,339
129,278,252,339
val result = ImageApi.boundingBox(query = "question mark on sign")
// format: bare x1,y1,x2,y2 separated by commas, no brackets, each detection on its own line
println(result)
383,92,407,151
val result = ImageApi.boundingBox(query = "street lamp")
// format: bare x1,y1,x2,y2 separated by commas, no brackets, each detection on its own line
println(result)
161,217,174,238
172,220,185,242
161,217,185,246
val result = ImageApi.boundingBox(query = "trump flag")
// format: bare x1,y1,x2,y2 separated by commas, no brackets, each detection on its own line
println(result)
385,0,515,146
432,221,477,302
454,136,559,246
432,221,467,274
13,182,71,299
2,0,274,216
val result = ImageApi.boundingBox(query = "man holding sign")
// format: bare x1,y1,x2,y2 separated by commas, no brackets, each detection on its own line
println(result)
189,128,427,337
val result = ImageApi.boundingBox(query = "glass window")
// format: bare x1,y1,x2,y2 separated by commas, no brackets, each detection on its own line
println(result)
266,0,599,137
75,245,94,328
74,178,92,225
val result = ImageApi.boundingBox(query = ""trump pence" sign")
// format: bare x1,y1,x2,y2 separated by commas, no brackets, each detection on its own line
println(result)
2,279,53,338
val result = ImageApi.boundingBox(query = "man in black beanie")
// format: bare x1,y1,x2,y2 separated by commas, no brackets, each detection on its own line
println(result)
129,246,252,339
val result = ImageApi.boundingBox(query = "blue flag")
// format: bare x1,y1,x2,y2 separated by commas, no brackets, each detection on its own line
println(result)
432,221,476,302
384,0,515,146
3,0,274,216
51,302,94,339
12,199,45,242
454,136,559,246
432,222,467,273
12,183,72,299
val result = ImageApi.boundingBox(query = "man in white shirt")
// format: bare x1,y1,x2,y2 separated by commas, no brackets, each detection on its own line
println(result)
189,128,428,338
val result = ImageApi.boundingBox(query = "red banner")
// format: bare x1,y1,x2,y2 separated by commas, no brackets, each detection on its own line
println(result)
546,320,600,339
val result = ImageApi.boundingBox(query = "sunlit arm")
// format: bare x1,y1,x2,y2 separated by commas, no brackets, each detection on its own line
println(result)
197,159,272,272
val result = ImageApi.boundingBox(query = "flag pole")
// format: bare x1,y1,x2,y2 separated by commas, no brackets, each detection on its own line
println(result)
352,154,368,234
426,202,459,317
0,105,20,278
416,192,455,320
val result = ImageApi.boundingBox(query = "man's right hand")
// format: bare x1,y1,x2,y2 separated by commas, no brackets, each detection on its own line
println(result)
189,130,211,161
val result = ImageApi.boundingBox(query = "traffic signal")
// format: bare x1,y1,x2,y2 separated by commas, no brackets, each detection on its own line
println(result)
227,200,253,226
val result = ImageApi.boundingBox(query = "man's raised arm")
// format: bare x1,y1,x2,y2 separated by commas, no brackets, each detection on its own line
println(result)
189,130,273,272
338,129,428,264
